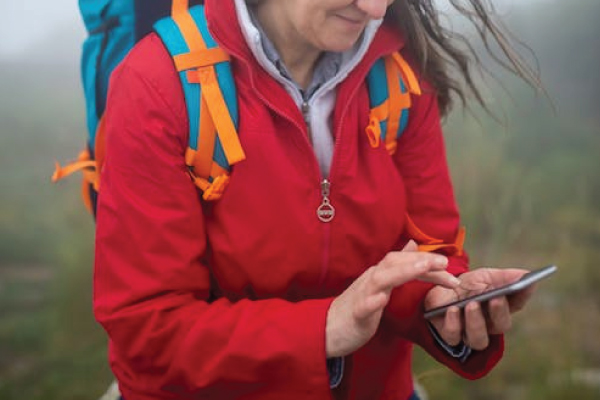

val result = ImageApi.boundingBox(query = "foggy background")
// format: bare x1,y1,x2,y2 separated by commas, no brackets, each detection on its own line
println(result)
1,0,599,399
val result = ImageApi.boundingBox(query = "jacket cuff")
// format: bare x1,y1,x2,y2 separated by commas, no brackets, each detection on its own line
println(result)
326,357,344,388
427,322,472,363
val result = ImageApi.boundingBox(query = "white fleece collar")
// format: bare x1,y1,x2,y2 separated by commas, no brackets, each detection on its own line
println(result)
232,0,383,96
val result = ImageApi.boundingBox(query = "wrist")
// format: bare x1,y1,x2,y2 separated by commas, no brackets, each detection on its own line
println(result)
325,298,343,358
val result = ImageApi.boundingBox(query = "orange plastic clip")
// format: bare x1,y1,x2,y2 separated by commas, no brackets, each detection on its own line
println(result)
202,174,230,201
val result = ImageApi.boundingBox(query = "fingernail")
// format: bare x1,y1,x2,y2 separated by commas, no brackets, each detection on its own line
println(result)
403,240,418,251
434,256,448,267
415,261,427,270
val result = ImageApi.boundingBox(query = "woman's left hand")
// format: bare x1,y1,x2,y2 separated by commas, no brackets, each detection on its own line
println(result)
424,268,535,350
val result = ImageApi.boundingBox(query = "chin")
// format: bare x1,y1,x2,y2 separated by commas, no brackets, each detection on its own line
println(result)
321,36,362,53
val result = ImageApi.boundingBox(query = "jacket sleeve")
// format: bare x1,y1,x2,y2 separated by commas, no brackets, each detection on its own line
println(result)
382,82,504,379
94,37,333,399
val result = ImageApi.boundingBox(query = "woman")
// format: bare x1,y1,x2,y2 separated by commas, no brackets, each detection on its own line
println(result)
94,0,537,399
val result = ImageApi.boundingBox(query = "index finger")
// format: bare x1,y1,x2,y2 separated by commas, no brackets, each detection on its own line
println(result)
379,251,449,272
372,253,456,293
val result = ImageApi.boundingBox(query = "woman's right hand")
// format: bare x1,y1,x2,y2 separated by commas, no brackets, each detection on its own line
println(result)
325,241,460,358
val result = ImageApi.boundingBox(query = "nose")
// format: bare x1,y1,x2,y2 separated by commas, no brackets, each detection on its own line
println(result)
355,0,392,19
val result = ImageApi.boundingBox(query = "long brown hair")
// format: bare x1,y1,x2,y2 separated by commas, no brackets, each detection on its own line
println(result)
386,0,543,116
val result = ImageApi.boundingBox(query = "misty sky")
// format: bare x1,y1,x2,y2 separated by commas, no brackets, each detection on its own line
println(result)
0,0,84,57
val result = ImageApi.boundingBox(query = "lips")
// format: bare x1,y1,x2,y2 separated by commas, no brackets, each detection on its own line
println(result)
336,13,368,25
334,13,368,30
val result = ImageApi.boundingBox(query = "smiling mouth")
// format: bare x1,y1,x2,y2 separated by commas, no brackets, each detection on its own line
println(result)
335,14,367,27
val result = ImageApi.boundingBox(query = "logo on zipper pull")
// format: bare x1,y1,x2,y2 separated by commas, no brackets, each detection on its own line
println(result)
317,179,335,223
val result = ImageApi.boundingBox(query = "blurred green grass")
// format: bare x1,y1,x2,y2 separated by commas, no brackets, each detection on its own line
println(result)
0,62,113,399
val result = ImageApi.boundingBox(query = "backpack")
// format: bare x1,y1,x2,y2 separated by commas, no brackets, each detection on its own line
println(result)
53,0,419,207
51,0,201,213
53,1,463,253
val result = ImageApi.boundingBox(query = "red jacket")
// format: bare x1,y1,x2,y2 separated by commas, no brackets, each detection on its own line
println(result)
94,0,503,399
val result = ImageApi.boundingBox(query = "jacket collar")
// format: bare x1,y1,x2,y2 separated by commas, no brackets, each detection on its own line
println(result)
206,0,406,74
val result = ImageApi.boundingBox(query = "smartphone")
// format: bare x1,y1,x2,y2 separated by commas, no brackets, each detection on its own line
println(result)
423,264,557,319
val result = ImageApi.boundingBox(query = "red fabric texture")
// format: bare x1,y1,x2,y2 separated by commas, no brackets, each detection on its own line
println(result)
94,0,503,399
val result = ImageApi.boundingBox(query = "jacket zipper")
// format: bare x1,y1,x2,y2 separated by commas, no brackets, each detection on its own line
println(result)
301,101,310,127
300,101,336,224
232,53,366,287
249,88,335,287
301,100,335,286
317,179,335,223
316,81,367,286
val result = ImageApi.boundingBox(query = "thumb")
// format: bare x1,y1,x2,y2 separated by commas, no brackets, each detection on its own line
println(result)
402,240,418,252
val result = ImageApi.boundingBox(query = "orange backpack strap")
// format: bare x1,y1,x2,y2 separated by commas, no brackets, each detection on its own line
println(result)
365,51,421,155
405,214,466,256
365,54,460,255
155,2,245,201
52,147,99,214
52,111,107,187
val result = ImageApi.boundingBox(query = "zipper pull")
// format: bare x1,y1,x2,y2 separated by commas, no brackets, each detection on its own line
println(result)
317,179,335,223
301,101,310,125
301,101,313,141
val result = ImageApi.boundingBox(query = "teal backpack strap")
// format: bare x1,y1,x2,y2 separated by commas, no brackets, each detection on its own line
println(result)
365,52,421,155
154,3,245,201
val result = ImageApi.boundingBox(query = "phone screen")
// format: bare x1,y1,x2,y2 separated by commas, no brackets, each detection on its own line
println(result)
423,264,557,319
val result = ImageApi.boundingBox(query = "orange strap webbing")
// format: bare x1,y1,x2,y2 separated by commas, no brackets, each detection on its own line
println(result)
52,149,98,214
391,53,421,96
365,52,421,156
52,150,96,186
405,214,466,256
171,2,245,201
52,113,108,212
383,56,407,154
